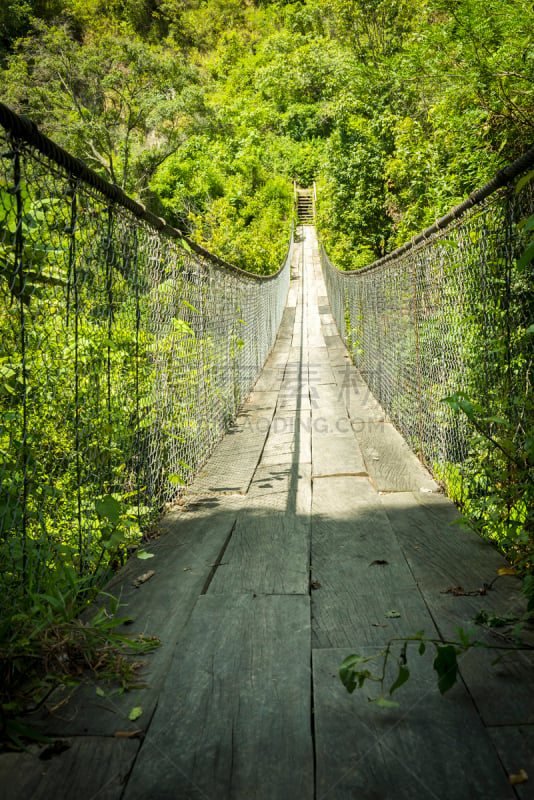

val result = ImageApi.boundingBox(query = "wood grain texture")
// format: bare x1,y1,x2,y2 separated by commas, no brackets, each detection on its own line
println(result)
488,725,534,799
208,503,310,594
311,431,367,477
313,648,515,800
356,422,438,491
188,428,268,494
0,737,139,800
312,587,438,648
457,647,534,726
124,595,314,800
31,497,242,737
311,477,415,594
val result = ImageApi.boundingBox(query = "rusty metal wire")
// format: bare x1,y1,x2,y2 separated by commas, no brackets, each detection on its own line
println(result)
0,107,290,610
322,162,534,523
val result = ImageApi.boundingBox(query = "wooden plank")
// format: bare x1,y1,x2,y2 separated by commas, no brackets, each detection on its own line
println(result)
248,462,312,513
380,492,521,594
312,587,438,648
1,737,139,800
188,427,268,494
311,477,415,594
30,497,242,737
379,491,534,724
488,726,534,799
241,390,279,411
308,346,330,364
311,431,367,477
253,368,284,392
124,595,314,800
457,647,534,726
311,405,353,436
313,648,515,800
208,497,310,594
322,323,339,337
308,364,336,386
310,382,344,408
262,429,312,464
356,421,438,492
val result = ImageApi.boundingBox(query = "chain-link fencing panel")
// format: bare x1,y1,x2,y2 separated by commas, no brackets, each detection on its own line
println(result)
322,164,533,544
0,106,290,616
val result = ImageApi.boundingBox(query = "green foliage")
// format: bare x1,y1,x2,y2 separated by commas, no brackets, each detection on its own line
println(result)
0,582,160,749
339,620,533,707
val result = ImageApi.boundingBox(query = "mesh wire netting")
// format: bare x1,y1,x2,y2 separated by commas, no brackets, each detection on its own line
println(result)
0,117,290,612
322,175,534,527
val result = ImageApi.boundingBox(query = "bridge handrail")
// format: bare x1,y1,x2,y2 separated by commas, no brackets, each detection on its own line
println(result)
329,143,534,275
0,101,286,282
321,146,534,547
0,102,291,616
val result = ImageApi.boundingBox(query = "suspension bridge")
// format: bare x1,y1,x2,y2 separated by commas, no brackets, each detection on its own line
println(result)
0,103,533,798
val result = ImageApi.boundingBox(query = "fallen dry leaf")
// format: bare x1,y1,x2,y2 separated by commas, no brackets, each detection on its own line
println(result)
384,610,401,619
509,769,528,786
114,730,144,739
133,570,155,588
310,580,322,590
369,559,389,566
441,584,489,597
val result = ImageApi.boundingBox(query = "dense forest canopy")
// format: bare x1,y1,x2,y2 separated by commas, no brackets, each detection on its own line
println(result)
1,0,533,272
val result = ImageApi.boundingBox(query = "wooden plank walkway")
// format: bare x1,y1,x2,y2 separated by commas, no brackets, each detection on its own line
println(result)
3,226,534,799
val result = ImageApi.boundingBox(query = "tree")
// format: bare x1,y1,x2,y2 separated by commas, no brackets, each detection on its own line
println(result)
2,18,202,193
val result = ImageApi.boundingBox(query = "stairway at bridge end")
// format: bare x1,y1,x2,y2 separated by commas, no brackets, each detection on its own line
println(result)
296,187,315,223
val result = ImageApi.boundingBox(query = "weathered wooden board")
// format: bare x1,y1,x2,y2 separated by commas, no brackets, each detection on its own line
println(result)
188,429,268,494
311,477,415,594
253,367,284,392
310,382,345,409
457,647,534,726
488,725,534,799
308,334,327,348
313,648,516,800
311,405,353,436
308,346,330,364
124,595,314,800
241,390,279,411
319,312,335,324
31,497,242,737
262,428,312,464
321,323,339,337
208,500,310,595
249,462,312,512
356,421,438,492
323,334,345,349
263,348,290,368
277,394,313,411
380,492,520,594
1,737,139,800
311,431,367,477
312,587,438,648
379,491,534,724
269,408,312,437
308,364,336,386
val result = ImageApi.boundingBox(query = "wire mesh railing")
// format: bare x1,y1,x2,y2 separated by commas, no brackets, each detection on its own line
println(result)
321,148,534,541
0,103,291,614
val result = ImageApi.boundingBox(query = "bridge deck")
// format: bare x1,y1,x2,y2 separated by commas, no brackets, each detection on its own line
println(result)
3,227,533,799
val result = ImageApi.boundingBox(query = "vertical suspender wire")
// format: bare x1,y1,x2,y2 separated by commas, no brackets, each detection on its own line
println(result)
12,146,28,577
503,193,514,536
132,225,142,530
411,254,424,463
105,205,114,491
67,179,83,572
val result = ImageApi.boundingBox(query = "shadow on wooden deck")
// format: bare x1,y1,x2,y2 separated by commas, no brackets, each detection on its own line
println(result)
2,226,533,800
